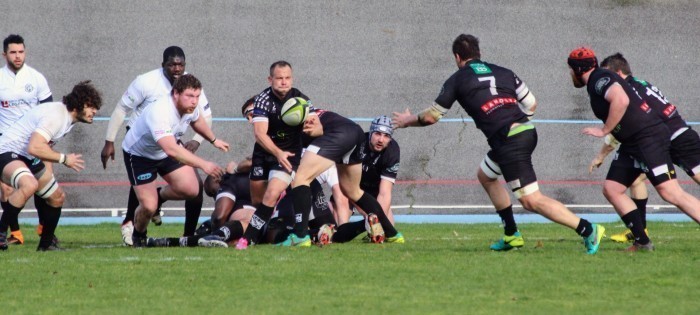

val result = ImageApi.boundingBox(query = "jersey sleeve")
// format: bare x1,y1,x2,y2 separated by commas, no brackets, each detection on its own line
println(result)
198,89,212,116
592,72,618,98
120,76,148,111
35,111,67,142
34,71,52,102
380,142,401,183
434,73,458,110
251,94,271,123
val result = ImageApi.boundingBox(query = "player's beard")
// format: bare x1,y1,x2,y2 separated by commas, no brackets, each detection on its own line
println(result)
77,109,94,124
571,73,586,88
9,59,24,72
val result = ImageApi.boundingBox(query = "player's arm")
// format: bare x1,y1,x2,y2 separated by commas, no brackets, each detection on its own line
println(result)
589,135,619,173
392,103,448,129
185,104,213,153
227,157,252,174
516,80,537,118
376,179,394,215
190,115,229,152
27,132,84,172
39,96,53,103
302,114,323,137
101,98,135,168
157,135,223,177
583,83,629,138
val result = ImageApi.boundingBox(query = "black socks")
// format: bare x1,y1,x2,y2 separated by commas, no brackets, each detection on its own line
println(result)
496,205,517,236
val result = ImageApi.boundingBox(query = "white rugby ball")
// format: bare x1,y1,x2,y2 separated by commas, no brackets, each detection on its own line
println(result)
280,97,310,126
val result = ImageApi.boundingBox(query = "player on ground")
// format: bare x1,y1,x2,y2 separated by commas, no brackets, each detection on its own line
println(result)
569,47,700,251
121,74,229,247
283,109,404,247
0,34,54,245
587,52,700,243
393,34,605,254
235,61,314,249
101,46,213,245
328,115,402,243
0,81,102,251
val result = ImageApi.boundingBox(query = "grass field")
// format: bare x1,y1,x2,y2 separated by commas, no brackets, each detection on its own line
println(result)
3,221,700,315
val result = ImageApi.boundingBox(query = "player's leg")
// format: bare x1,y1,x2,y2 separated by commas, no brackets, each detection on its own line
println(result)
132,181,159,246
288,151,334,241
477,155,522,250
211,197,235,229
239,175,290,247
0,181,24,244
182,174,204,236
611,174,648,243
35,169,65,251
0,159,39,250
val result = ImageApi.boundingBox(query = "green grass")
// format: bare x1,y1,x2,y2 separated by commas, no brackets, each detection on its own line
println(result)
3,222,700,314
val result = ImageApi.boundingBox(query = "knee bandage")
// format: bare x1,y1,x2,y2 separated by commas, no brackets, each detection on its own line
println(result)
36,174,59,199
10,167,33,190
480,155,501,179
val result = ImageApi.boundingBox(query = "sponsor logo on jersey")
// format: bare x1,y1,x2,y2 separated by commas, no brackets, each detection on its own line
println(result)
633,77,649,86
32,158,41,165
250,214,266,229
595,77,610,95
253,166,263,177
175,131,185,138
469,63,492,74
640,102,651,113
137,173,152,181
1,99,30,108
25,84,33,93
11,153,17,159
275,130,288,140
203,103,209,111
480,97,517,114
154,129,171,136
387,162,400,173
663,104,677,117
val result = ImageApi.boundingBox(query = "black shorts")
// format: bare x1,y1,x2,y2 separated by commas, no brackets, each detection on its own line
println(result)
670,128,700,176
250,143,300,181
486,127,538,193
123,150,184,186
305,124,364,164
0,152,46,177
607,127,675,187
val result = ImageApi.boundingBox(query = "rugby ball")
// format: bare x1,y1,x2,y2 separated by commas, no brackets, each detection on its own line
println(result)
280,97,309,126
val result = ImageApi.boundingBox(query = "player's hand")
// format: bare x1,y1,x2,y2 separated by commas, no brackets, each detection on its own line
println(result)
100,141,115,169
212,139,230,152
392,108,413,129
226,161,238,174
201,161,224,178
183,140,201,153
589,157,604,174
303,115,323,137
276,151,295,173
582,127,605,138
65,153,85,172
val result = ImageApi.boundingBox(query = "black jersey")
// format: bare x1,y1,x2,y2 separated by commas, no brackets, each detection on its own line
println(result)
434,59,529,141
359,132,400,198
626,76,687,135
301,109,357,146
586,68,663,142
252,87,311,150
217,172,251,202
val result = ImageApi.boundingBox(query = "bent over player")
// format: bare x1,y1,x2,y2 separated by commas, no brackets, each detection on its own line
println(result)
393,34,605,254
121,74,228,247
0,81,102,251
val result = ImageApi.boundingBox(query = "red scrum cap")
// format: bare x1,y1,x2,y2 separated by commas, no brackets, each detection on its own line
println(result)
567,47,598,76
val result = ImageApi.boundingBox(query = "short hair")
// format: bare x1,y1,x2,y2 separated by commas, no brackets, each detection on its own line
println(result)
63,80,103,112
171,74,201,94
163,46,185,63
241,96,256,116
269,60,292,76
452,34,481,60
600,53,632,76
3,34,24,52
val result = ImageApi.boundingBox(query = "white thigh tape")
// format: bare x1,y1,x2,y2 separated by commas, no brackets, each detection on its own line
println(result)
36,175,58,199
10,168,32,189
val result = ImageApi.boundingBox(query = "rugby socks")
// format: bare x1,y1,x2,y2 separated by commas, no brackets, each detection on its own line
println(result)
183,182,204,236
2,201,21,232
496,205,518,236
332,220,365,243
213,221,244,242
355,192,397,237
575,219,594,238
37,201,61,249
632,198,648,229
621,210,651,245
33,195,47,229
0,201,22,233
242,204,274,244
291,185,312,238
123,186,139,224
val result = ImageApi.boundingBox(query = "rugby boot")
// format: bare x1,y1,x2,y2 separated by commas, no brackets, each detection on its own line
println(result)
386,232,405,244
276,233,312,247
194,220,212,236
365,213,385,244
132,234,148,248
0,232,8,251
121,221,134,246
8,230,25,245
234,237,249,250
625,241,655,252
490,231,524,251
37,236,64,251
316,224,335,246
198,235,228,248
610,228,649,243
583,224,605,255
146,237,171,247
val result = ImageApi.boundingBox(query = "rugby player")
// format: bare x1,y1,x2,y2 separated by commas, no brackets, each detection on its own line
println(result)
587,52,700,243
393,34,605,254
100,46,213,245
569,47,700,251
235,61,315,249
0,34,54,245
120,74,229,247
0,81,102,251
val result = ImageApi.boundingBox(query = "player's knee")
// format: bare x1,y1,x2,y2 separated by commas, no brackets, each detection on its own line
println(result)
656,184,682,205
18,178,39,197
46,188,65,207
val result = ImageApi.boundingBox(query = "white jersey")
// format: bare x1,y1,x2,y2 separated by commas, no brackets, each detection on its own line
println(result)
316,166,340,189
122,95,200,160
0,102,74,159
0,64,52,130
120,68,210,128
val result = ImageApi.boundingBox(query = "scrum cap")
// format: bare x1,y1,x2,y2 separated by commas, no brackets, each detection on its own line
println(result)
567,47,598,76
370,115,393,136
